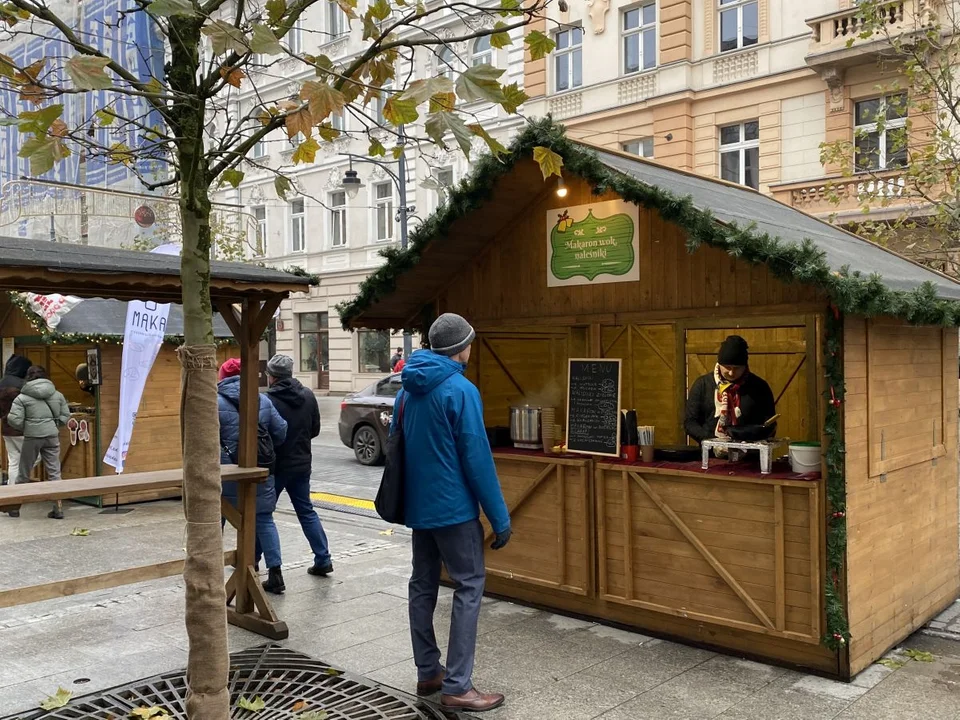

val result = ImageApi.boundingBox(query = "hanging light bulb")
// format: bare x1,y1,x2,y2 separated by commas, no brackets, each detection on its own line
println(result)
556,177,568,198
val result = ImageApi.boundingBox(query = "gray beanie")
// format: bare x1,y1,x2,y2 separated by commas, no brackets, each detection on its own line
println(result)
266,354,294,378
429,313,476,357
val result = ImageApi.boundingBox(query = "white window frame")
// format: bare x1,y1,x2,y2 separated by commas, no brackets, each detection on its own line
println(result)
718,121,760,189
622,137,654,158
252,137,267,159
718,0,758,53
374,82,392,126
252,205,267,256
438,46,455,80
621,2,657,75
854,94,908,172
373,181,394,242
290,198,306,253
330,190,347,247
330,110,345,132
472,36,493,66
288,18,303,54
553,26,583,93
327,2,345,40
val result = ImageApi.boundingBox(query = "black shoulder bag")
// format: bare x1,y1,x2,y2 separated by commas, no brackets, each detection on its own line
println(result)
220,392,276,470
375,395,406,525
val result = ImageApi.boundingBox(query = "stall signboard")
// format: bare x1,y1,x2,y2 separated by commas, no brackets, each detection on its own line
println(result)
566,358,622,457
546,199,640,287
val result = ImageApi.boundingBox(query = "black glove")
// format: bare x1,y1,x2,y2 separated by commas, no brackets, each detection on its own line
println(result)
491,527,512,550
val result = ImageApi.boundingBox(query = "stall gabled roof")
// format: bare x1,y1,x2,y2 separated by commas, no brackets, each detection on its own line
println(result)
0,236,313,303
53,299,235,339
339,118,960,330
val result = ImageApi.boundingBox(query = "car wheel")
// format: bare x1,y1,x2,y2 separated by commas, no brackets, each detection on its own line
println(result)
353,425,383,466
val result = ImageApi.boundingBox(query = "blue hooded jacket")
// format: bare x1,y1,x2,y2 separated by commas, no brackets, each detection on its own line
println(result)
390,350,510,534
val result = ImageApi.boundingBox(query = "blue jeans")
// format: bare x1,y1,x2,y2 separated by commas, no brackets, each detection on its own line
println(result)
409,519,485,696
222,475,282,570
274,470,331,566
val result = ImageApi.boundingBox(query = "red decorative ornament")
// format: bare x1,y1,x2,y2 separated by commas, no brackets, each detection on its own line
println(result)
830,387,842,408
134,205,156,228
833,633,846,645
832,510,845,519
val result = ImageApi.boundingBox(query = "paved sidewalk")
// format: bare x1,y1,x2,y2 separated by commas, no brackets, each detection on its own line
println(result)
1,498,960,719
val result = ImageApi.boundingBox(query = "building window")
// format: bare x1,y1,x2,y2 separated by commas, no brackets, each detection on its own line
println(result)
374,82,392,126
289,132,302,149
290,198,305,252
252,205,266,255
622,3,656,74
719,120,759,189
330,110,344,131
622,137,654,158
358,329,392,373
719,0,758,53
435,166,454,205
373,181,394,242
288,18,302,55
472,36,493,66
298,312,329,373
252,138,267,159
438,46,455,80
554,26,583,92
330,190,347,247
328,2,345,39
854,94,908,172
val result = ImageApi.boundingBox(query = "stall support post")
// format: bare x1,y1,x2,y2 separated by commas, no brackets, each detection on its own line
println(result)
397,127,412,359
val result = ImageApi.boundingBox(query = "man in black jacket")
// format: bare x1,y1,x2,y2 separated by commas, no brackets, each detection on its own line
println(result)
266,354,333,576
684,335,776,446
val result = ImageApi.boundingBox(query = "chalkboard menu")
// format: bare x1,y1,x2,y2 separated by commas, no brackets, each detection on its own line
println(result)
566,358,622,457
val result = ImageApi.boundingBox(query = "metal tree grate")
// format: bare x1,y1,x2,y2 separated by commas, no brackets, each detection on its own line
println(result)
5,644,462,719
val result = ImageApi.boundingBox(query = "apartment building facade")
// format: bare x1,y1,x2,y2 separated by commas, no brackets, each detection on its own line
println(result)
524,0,923,224
216,6,527,393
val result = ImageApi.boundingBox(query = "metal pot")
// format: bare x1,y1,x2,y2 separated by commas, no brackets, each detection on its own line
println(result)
510,405,542,448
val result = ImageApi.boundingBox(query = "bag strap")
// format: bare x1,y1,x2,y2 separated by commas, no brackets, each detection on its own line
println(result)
396,394,406,428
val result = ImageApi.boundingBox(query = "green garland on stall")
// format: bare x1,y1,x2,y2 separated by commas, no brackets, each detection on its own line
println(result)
337,117,960,330
8,292,236,347
822,306,850,651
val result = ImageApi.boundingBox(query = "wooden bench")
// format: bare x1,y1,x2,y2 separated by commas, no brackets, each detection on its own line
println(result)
0,465,288,640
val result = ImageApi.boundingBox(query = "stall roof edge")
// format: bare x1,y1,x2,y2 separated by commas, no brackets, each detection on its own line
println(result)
340,117,960,330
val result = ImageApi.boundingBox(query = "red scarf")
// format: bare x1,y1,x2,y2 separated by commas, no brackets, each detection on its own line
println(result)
714,364,747,438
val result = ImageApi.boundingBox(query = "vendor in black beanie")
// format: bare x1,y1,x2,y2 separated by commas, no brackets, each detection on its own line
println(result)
683,335,777,445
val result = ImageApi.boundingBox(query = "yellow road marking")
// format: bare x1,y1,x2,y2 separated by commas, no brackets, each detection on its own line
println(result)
310,492,376,511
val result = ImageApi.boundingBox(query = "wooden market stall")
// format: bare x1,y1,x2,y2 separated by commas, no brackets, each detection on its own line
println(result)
0,295,237,505
340,120,960,679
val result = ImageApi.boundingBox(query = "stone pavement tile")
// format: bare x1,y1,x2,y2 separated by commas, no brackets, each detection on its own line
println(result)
690,655,789,691
3,645,94,688
294,607,411,655
364,658,419,694
472,647,566,695
0,678,58,716
495,672,640,720
717,671,852,720
474,613,570,657
322,638,414,675
277,590,406,629
833,657,960,720
509,637,634,680
581,640,716,694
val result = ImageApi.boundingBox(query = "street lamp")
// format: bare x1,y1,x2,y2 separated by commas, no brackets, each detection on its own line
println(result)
340,129,414,359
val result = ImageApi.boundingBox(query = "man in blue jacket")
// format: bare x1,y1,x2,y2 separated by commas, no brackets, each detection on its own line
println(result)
392,313,511,713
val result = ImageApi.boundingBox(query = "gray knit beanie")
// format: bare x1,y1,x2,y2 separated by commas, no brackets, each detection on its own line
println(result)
429,313,476,357
266,354,294,378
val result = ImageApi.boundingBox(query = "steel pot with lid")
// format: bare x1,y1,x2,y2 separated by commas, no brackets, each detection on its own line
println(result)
510,405,542,448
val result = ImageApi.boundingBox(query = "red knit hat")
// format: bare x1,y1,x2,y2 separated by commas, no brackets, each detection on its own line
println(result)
218,357,241,380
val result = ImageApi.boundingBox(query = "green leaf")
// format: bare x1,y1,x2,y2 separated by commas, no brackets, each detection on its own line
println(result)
146,0,197,17
202,20,249,56
66,55,112,90
250,24,283,55
317,123,341,142
323,668,343,676
455,64,505,104
0,117,19,126
144,77,165,96
429,92,456,113
524,30,555,60
298,712,329,720
265,0,286,24
292,137,320,164
368,137,386,157
399,76,454,105
903,649,935,663
468,123,507,156
18,104,63,134
498,0,521,15
391,145,404,160
69,527,90,536
369,0,391,20
415,0,426,14
274,175,293,200
0,53,16,79
500,82,527,114
383,96,419,126
18,136,57,176
424,111,473,156
533,145,563,179
130,708,170,718
107,142,134,166
95,108,116,126
237,696,267,712
220,168,244,188
877,658,905,669
39,687,72,710
489,22,512,48
300,80,346,122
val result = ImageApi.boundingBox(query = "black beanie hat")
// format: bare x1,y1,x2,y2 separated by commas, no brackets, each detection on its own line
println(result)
718,335,749,366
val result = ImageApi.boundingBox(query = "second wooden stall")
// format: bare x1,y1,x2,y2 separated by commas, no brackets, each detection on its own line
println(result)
341,121,960,680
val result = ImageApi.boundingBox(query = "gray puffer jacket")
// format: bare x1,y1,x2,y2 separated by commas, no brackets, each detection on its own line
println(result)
7,379,70,438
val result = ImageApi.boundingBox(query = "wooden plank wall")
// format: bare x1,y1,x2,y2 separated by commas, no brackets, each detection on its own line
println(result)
844,317,960,675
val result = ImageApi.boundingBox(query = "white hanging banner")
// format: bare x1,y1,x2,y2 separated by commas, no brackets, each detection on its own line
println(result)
103,245,179,473
21,293,82,330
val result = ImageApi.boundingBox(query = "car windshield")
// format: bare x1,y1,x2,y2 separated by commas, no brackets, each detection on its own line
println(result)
376,375,402,398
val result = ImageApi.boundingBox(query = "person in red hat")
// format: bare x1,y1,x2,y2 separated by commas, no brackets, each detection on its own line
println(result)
217,358,289,593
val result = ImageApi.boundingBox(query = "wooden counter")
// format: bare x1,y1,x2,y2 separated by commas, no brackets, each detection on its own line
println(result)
485,451,838,675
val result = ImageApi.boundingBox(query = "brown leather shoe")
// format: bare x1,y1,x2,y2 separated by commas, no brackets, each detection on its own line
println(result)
441,688,505,712
416,671,444,696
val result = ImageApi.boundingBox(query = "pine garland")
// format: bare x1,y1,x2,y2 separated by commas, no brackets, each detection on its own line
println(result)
338,117,960,330
823,306,850,651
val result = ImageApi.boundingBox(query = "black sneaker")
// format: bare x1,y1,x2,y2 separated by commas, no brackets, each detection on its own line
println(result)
262,567,285,595
308,562,334,577
6,510,19,518
47,509,64,520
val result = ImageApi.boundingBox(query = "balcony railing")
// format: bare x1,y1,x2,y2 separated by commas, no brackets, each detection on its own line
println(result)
806,0,934,66
771,172,913,217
